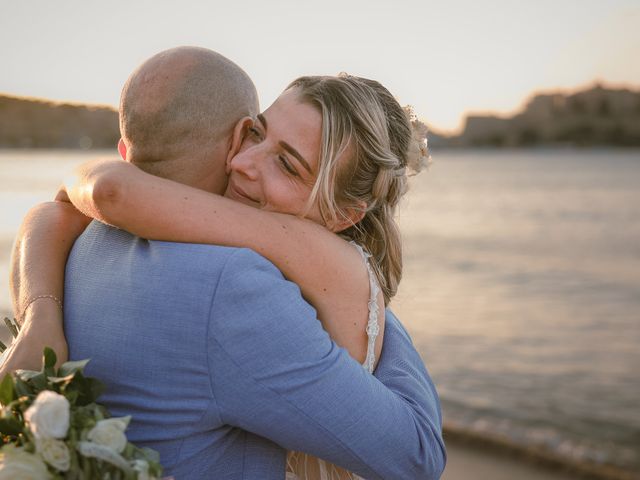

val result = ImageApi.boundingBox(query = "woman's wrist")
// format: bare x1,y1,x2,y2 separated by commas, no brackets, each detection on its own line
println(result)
19,294,63,326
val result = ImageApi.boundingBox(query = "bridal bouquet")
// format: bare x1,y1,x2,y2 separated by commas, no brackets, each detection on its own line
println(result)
0,319,163,479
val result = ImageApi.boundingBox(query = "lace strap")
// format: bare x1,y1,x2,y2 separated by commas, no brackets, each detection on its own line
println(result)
349,241,380,374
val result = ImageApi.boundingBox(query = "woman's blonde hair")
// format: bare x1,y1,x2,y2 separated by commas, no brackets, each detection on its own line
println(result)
287,74,428,304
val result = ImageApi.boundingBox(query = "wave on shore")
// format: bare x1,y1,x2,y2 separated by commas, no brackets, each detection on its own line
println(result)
443,420,639,480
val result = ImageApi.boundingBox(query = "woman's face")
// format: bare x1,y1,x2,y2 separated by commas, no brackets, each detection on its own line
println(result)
224,89,325,225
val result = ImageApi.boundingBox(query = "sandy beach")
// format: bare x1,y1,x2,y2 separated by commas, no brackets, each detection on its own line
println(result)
444,441,583,480
442,427,639,480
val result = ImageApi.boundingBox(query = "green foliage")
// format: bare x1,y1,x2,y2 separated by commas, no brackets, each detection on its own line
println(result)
2,317,19,342
0,347,163,478
0,375,15,406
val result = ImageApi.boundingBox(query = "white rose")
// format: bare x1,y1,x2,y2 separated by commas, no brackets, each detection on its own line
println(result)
131,459,150,480
35,437,70,472
76,442,131,472
0,445,52,479
87,416,130,453
24,391,70,440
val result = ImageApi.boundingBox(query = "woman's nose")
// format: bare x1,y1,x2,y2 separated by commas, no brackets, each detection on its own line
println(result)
230,148,260,180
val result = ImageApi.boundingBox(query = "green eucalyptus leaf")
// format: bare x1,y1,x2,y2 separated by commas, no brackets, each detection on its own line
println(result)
0,409,23,436
14,377,32,397
25,371,47,392
65,390,79,405
43,347,57,370
3,317,19,339
62,371,98,406
73,373,104,405
58,359,90,377
0,417,23,436
0,374,15,406
85,378,105,404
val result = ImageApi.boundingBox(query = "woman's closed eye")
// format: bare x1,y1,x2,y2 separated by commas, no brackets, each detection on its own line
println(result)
279,155,299,177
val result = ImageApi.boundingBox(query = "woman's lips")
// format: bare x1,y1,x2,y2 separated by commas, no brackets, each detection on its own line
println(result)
228,180,259,205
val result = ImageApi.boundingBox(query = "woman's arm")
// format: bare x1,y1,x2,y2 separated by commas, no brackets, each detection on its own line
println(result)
0,202,91,375
66,159,384,365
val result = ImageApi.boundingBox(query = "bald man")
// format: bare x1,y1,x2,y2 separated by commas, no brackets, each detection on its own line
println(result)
6,47,445,479
115,46,258,195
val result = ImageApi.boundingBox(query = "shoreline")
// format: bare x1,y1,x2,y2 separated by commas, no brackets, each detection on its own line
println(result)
443,423,639,480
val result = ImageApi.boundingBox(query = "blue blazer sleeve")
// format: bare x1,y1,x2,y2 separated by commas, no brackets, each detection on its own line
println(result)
207,248,446,480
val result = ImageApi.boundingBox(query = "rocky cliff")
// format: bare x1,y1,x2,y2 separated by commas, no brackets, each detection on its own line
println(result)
443,84,640,147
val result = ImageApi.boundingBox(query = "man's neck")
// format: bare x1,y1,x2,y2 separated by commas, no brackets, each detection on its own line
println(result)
128,155,227,195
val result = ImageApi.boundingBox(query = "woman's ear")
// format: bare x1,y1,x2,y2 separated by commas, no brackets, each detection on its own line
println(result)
226,116,254,174
117,138,127,160
329,201,367,233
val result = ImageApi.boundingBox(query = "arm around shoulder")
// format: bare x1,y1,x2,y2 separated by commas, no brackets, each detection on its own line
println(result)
374,310,447,477
207,249,445,479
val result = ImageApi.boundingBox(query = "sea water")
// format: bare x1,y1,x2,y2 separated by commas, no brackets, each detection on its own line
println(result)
1,149,639,473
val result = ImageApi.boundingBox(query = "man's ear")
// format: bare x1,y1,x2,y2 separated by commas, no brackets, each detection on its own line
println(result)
225,116,254,174
330,201,367,233
117,138,127,160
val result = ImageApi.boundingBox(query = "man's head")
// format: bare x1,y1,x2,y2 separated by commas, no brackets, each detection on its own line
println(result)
118,46,258,193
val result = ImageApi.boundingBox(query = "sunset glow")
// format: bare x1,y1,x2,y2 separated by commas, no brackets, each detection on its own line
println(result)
1,0,639,132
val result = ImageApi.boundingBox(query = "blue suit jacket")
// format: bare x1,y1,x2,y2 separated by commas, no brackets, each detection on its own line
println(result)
64,222,446,479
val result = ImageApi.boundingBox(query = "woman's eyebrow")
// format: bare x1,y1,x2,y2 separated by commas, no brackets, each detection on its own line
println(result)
257,113,312,174
280,141,312,174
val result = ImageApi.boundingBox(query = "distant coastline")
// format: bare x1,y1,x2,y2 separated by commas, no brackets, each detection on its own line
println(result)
2,84,640,150
0,94,118,149
430,84,640,148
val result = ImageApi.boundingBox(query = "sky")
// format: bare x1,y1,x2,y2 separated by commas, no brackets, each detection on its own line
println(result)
1,0,639,133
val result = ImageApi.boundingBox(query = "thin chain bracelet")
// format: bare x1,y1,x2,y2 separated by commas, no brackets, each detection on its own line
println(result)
20,294,63,322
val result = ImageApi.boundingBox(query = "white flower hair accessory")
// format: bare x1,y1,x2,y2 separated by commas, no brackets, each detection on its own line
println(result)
404,106,431,175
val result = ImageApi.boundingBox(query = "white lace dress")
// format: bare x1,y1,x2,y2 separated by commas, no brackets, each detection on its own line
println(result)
285,242,381,480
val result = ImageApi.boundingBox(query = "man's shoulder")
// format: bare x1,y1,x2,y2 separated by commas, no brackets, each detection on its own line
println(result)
154,241,286,283
77,221,283,275
207,245,322,357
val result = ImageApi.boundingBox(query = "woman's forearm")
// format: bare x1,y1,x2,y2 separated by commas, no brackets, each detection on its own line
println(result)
11,202,91,318
65,159,382,364
2,202,92,373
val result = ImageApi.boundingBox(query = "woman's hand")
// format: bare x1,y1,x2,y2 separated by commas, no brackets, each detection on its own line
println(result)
0,301,68,374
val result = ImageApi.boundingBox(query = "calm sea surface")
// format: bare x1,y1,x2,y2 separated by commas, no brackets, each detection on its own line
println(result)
1,149,639,472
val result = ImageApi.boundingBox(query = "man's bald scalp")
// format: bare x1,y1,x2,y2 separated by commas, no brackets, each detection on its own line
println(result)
119,47,258,178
